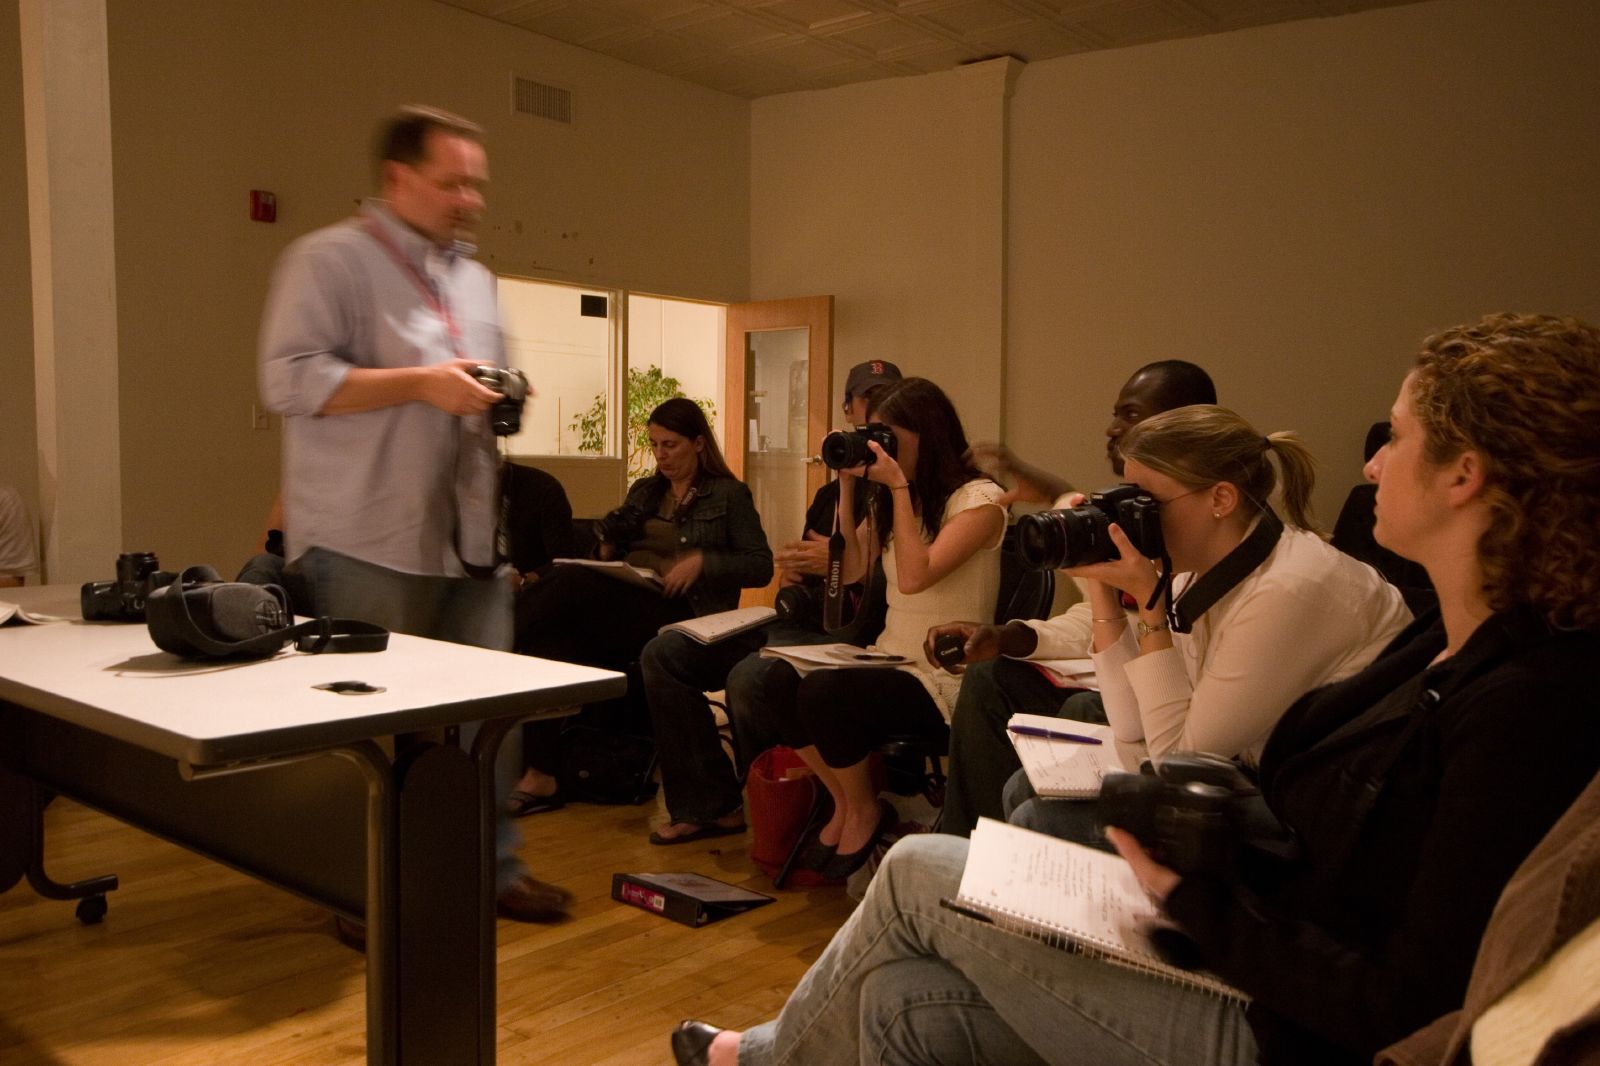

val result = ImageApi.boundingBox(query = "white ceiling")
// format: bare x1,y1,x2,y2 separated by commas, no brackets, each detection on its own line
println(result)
438,0,1430,98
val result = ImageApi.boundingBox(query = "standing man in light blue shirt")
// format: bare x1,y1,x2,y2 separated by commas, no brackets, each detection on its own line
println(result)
258,105,569,924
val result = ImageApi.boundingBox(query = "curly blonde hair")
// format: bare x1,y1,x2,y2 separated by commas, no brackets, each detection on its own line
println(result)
1410,313,1600,630
1119,405,1320,532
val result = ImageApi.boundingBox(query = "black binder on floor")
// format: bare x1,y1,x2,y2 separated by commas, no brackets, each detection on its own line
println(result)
611,872,775,927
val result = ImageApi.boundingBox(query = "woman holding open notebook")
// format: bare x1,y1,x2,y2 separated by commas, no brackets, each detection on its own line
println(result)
667,314,1600,1066
1004,403,1411,842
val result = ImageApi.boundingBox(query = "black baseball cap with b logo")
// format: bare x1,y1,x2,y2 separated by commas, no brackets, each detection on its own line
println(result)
843,360,903,401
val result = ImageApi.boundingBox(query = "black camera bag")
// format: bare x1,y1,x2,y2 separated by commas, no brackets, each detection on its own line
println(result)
145,565,389,660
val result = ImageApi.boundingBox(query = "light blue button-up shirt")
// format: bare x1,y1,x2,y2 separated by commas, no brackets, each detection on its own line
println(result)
258,200,505,576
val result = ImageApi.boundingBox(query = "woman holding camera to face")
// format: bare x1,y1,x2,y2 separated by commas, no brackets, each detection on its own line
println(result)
509,398,772,814
742,377,1007,879
1001,404,1413,841
668,313,1600,1066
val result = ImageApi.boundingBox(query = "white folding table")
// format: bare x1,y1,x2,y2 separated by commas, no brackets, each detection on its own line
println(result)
0,585,625,1064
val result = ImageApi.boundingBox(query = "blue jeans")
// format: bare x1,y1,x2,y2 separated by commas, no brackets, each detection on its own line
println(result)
1002,768,1114,852
738,834,1257,1066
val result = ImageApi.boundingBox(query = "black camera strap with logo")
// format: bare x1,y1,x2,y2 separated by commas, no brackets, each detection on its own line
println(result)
1167,509,1285,634
146,566,390,661
823,488,849,632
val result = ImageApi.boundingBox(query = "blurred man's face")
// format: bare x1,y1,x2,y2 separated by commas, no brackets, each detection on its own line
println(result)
385,131,487,246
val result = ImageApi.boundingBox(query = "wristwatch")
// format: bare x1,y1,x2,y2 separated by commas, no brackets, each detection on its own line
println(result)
1136,619,1170,639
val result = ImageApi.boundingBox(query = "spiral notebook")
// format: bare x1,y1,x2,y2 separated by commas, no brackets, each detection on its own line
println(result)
1006,714,1117,798
949,818,1247,1002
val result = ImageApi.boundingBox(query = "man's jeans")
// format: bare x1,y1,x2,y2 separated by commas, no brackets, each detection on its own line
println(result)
941,658,1105,838
290,547,526,889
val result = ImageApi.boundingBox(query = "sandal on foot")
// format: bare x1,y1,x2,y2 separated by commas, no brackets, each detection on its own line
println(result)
649,821,748,846
506,788,564,817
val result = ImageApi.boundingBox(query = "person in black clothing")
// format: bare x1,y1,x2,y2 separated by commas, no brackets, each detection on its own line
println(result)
667,312,1600,1066
509,398,772,813
642,361,901,844
1330,421,1437,615
502,461,578,588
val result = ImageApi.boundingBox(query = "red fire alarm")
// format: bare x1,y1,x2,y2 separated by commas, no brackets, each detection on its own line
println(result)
249,190,277,223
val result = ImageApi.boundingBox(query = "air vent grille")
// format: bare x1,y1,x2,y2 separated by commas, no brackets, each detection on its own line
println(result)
513,77,572,124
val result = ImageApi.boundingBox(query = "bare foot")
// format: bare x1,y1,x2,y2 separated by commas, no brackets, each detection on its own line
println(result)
652,810,745,842
516,767,559,798
835,803,885,856
708,1030,741,1066
817,808,846,848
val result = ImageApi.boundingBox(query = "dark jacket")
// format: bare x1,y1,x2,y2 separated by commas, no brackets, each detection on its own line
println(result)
615,473,772,617
1163,608,1600,1066
503,462,577,575
1379,764,1600,1066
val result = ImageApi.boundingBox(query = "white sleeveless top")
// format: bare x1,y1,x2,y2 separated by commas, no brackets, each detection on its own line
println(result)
872,478,1007,718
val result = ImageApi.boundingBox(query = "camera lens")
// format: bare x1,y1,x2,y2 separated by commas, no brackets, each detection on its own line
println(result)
821,430,872,470
1015,507,1115,569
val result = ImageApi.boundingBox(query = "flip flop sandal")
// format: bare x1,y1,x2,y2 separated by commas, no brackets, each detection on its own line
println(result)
648,821,748,846
506,788,565,817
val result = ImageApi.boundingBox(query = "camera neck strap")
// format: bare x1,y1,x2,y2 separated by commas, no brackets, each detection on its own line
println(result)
824,480,848,631
1167,509,1284,634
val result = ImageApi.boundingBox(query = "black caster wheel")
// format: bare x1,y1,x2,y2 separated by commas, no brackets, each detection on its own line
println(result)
75,894,108,925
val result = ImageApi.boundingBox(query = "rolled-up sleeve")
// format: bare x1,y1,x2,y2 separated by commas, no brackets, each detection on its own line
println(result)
258,241,356,416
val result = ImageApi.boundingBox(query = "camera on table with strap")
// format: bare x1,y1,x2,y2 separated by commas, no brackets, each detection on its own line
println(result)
143,563,389,661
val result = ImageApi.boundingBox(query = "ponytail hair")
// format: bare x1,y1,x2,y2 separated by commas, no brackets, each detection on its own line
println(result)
1120,405,1320,533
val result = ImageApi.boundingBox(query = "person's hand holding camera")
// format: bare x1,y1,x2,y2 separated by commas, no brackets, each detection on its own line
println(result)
421,358,499,416
661,549,704,598
1106,827,1181,906
1061,522,1162,608
922,620,1040,674
966,442,1073,507
857,441,909,490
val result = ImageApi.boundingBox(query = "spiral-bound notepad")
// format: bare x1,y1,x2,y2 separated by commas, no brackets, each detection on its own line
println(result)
1006,714,1117,798
952,819,1247,1002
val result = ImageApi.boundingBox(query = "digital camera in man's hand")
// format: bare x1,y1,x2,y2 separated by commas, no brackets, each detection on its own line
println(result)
81,551,178,622
821,423,897,470
1096,753,1297,878
470,365,528,436
594,502,649,547
1015,484,1164,570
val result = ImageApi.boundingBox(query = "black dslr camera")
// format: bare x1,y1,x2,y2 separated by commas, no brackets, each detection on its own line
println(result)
81,551,178,622
470,365,529,436
1015,484,1164,570
820,423,897,470
1097,753,1298,878
774,582,827,628
594,502,649,547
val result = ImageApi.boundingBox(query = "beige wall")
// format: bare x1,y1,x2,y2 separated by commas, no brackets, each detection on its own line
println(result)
750,60,1013,441
102,0,749,577
1006,0,1600,521
751,0,1600,524
0,8,35,511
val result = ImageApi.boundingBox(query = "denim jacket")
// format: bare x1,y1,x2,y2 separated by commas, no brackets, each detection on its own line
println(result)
618,473,773,616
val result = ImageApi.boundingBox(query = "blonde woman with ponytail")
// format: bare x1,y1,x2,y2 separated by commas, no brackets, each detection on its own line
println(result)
1061,405,1411,774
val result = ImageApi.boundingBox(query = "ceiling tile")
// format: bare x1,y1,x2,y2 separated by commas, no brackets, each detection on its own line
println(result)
435,0,1433,97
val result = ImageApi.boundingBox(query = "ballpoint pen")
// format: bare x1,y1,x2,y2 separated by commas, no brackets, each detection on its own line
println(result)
1007,724,1103,745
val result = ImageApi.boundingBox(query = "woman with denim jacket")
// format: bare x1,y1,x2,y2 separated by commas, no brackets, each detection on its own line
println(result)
508,397,772,814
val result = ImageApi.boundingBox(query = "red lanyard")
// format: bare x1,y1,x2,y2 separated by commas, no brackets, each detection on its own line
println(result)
361,215,465,360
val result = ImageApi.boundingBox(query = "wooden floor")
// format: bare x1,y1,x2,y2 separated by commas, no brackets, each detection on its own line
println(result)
0,795,858,1065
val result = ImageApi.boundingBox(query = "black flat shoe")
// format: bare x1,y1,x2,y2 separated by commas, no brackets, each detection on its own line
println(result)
670,1019,723,1066
820,801,896,881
